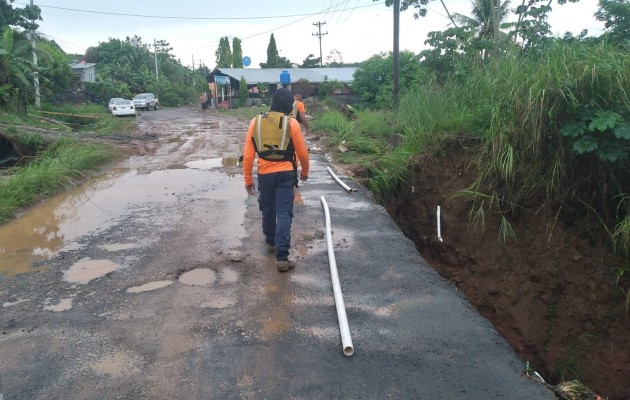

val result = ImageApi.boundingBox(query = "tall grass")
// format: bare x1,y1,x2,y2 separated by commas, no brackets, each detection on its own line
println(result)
395,42,630,245
315,41,630,254
0,138,115,223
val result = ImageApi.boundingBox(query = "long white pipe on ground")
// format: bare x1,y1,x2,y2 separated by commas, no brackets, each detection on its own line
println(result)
320,196,354,356
437,205,443,242
326,166,356,193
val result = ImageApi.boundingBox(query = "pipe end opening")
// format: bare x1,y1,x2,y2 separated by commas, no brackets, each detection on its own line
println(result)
343,346,354,356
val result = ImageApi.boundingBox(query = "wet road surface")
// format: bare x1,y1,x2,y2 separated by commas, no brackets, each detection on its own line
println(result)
0,107,555,399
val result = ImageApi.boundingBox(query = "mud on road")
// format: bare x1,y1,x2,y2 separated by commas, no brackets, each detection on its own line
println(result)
1,107,554,399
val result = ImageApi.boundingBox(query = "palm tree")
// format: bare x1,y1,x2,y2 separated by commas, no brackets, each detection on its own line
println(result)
454,0,510,37
452,0,511,57
0,27,36,108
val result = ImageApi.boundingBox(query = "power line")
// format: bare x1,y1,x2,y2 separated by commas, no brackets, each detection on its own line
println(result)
14,1,376,21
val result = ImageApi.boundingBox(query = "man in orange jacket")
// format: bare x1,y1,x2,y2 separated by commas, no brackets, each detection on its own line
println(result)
243,88,310,272
292,89,311,135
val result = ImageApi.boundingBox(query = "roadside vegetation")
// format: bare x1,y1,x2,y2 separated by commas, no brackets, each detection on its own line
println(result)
313,2,630,270
311,0,630,395
0,135,115,223
2,0,629,395
0,101,121,224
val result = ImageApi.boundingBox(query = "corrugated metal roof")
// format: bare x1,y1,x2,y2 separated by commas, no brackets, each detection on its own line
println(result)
69,62,96,69
209,67,359,84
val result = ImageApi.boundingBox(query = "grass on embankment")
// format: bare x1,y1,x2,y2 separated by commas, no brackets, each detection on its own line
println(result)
311,41,630,254
0,102,137,136
0,103,127,224
0,137,116,224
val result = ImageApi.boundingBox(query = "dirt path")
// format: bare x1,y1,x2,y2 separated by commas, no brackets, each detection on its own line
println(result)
0,107,554,399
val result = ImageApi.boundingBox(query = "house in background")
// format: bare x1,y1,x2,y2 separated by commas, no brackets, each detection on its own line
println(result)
69,61,96,83
206,67,358,108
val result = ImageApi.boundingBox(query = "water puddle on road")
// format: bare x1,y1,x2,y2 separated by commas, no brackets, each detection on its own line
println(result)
200,296,236,309
127,280,174,293
102,243,141,252
185,157,239,170
0,166,243,276
220,267,239,283
63,258,120,284
178,268,216,286
88,350,142,377
44,298,73,312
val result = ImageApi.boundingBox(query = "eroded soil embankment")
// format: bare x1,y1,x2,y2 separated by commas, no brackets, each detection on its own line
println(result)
382,150,630,399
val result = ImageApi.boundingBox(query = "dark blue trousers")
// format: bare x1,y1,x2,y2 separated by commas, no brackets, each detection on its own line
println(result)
257,170,296,261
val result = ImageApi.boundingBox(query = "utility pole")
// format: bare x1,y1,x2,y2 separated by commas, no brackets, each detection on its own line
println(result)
154,39,159,79
393,0,400,109
192,55,196,87
30,0,40,109
312,21,328,67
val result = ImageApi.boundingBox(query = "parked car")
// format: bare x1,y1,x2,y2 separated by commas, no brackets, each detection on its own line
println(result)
108,97,124,112
132,93,159,111
111,99,136,117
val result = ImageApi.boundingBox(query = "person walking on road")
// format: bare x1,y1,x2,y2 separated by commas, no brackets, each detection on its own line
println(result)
292,89,311,135
200,91,208,111
242,88,310,272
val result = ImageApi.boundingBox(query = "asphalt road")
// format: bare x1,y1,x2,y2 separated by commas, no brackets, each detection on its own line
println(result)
0,107,555,399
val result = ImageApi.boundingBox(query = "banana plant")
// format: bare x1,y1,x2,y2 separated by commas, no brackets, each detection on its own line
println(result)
0,27,36,107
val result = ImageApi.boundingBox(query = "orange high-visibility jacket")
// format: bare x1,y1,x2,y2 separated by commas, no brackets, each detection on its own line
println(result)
243,114,309,186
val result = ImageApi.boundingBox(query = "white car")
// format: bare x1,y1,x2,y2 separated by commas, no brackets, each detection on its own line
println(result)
111,99,136,117
107,97,124,112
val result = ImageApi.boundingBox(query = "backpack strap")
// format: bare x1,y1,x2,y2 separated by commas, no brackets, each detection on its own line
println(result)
253,113,293,160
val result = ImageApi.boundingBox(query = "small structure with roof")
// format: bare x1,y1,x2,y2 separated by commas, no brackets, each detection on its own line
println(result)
206,67,359,108
69,61,96,83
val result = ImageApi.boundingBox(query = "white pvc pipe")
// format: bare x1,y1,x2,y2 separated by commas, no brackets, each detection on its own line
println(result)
320,196,354,356
326,166,356,193
437,205,443,242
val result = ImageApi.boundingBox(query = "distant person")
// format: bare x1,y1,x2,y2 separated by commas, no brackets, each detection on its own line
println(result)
242,88,310,272
200,92,208,111
291,89,311,135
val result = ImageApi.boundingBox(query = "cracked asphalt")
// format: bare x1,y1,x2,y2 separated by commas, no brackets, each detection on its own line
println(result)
0,106,555,399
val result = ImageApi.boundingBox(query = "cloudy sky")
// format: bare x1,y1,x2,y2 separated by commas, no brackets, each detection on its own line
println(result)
15,0,604,68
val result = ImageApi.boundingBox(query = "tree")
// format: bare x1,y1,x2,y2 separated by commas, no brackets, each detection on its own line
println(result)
300,54,321,68
353,51,426,108
0,27,35,108
232,37,243,68
453,0,511,41
374,0,431,18
259,33,293,68
238,76,248,104
502,0,583,52
0,0,42,32
122,44,149,70
154,39,173,59
595,0,630,45
215,36,232,68
325,49,343,66
420,27,477,80
36,39,73,96
263,33,279,67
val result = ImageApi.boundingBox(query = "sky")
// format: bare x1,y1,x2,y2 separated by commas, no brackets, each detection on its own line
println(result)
14,0,605,69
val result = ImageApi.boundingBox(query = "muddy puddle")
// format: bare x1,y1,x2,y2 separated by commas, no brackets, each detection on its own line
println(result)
0,163,243,276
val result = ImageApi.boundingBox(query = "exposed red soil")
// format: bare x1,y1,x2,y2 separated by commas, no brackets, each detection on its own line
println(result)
379,148,630,400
